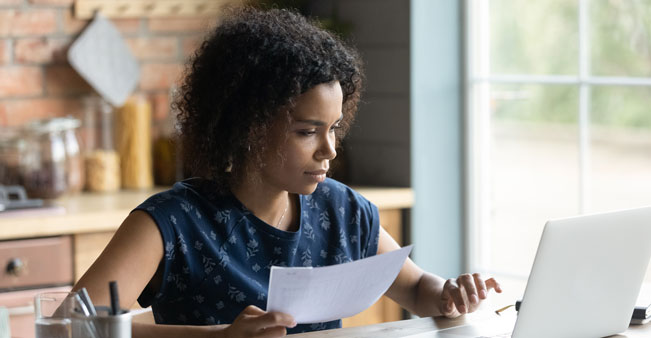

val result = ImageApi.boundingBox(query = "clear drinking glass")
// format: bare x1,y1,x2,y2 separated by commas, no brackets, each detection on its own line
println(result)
34,292,75,338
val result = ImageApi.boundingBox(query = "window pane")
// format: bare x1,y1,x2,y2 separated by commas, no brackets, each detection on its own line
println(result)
591,0,651,77
490,0,578,75
488,84,579,275
590,86,651,283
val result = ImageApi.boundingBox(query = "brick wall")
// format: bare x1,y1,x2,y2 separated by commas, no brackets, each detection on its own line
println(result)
1,0,411,188
0,0,217,132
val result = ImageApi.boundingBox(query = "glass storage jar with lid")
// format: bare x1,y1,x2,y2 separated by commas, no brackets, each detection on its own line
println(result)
20,117,82,199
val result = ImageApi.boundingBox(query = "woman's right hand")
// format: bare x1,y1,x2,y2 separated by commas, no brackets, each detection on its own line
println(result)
221,305,296,338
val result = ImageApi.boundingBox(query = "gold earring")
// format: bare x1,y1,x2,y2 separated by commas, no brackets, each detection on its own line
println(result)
225,159,233,173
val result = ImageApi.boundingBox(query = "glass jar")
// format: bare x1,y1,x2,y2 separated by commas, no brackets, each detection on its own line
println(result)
21,120,68,199
19,117,83,199
83,97,121,192
116,95,152,190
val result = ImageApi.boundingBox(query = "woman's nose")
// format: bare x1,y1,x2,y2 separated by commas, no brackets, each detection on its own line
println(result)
316,134,337,161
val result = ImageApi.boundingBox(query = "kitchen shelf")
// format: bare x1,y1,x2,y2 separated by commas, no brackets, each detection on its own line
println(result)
0,186,413,241
74,0,242,19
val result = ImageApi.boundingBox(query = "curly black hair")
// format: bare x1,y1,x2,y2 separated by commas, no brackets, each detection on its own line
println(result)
175,6,364,194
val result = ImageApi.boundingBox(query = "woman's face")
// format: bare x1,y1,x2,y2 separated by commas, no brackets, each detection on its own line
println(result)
258,81,344,195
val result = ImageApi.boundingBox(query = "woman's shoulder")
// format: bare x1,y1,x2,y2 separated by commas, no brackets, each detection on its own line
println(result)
308,179,380,259
137,178,232,213
310,178,376,212
134,178,241,244
314,177,363,197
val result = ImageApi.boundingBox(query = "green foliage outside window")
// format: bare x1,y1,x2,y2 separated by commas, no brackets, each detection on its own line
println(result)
489,0,651,129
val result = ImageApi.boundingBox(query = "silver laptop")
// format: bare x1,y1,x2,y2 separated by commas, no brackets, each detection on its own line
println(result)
408,206,651,338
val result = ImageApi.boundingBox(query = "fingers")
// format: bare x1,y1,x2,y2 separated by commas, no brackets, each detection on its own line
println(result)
443,278,467,314
438,282,453,316
257,326,288,338
457,273,479,306
439,290,453,316
255,311,297,329
440,274,504,317
227,306,295,338
242,305,267,315
485,277,503,293
473,273,488,300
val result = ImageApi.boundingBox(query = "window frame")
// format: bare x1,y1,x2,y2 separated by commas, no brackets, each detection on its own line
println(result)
464,0,651,277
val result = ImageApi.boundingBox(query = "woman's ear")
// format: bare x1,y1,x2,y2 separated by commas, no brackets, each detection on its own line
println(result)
225,159,233,173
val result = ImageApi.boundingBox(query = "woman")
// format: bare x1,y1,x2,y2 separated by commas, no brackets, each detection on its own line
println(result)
73,7,501,338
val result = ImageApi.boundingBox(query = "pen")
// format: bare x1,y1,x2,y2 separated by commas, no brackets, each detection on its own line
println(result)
74,293,102,338
109,281,120,316
495,304,514,315
74,293,91,316
79,287,97,316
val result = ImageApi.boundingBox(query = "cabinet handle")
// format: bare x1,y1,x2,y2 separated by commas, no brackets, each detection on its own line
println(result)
6,257,26,276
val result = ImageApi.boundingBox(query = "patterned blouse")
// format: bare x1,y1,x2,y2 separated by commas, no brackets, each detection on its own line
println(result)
135,177,381,334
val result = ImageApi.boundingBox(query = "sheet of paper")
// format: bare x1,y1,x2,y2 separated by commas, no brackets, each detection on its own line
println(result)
266,245,413,323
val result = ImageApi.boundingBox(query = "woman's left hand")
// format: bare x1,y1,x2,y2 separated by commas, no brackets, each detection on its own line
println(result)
439,273,502,318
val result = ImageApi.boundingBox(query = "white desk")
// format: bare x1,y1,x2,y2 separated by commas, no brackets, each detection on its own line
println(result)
290,311,651,337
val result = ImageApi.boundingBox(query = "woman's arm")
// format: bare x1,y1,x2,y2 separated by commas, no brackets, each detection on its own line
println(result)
379,227,502,318
73,210,295,338
72,210,213,338
72,210,163,311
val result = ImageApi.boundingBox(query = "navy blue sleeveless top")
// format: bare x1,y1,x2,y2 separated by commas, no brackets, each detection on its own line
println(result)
135,177,380,334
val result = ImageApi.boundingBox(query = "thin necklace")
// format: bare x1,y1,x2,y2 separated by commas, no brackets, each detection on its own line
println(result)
276,196,289,227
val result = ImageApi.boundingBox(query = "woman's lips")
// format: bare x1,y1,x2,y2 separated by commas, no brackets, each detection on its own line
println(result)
305,169,327,182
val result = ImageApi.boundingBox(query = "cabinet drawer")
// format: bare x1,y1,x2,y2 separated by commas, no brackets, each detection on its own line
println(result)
0,236,73,290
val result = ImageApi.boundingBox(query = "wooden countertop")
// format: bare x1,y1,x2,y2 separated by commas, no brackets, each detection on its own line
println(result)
0,186,413,241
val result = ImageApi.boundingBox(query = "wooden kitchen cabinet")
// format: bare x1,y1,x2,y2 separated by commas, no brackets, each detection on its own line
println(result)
73,231,114,281
0,186,413,328
0,236,73,289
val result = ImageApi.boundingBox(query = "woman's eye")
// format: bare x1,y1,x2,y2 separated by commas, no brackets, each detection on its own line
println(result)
329,124,342,132
298,130,317,136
